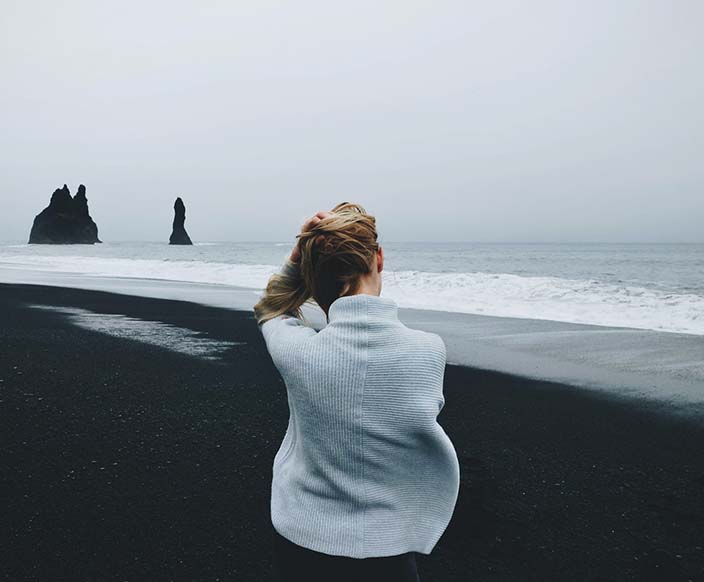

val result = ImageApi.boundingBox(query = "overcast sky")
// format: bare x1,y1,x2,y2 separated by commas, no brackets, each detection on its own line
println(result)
1,1,702,243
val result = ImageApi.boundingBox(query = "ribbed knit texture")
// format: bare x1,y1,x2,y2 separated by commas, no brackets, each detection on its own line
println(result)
258,263,460,558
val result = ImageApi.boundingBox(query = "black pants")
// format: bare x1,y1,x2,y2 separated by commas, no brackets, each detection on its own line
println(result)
272,526,421,582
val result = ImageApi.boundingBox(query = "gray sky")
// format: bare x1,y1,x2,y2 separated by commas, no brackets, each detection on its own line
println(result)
1,1,702,243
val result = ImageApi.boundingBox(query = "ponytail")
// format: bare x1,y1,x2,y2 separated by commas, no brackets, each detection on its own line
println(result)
253,202,379,324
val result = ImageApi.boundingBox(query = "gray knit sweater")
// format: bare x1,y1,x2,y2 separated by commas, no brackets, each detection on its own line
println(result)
258,260,460,558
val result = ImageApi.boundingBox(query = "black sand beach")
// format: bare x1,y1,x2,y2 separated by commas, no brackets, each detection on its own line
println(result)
1,283,703,582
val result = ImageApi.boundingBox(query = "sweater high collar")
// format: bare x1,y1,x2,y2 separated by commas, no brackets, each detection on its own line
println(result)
327,293,399,323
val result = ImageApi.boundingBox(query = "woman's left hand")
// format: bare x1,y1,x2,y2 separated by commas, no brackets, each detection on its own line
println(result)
289,211,333,262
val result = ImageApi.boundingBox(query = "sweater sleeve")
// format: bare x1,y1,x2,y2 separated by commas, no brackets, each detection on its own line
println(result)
258,258,318,351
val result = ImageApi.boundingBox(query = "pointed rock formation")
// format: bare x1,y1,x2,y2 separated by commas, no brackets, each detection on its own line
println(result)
169,197,193,245
28,184,101,244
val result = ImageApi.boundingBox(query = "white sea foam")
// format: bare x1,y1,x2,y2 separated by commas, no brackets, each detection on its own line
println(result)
381,270,704,336
28,304,242,360
3,253,704,336
0,254,274,288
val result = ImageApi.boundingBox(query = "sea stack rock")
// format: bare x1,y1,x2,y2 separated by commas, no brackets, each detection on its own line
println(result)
169,197,193,245
28,184,102,244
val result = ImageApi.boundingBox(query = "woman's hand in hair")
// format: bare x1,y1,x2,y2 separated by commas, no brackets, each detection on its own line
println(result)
289,211,333,263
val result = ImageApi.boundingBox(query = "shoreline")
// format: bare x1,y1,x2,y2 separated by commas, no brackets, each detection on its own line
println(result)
1,283,703,580
2,268,703,411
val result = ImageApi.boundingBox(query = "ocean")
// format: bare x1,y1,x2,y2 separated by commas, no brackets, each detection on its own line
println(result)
1,241,702,336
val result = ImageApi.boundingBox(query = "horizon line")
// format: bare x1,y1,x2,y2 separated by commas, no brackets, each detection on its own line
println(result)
2,239,703,245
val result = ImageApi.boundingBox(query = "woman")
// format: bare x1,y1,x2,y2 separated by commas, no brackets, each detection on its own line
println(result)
253,203,460,582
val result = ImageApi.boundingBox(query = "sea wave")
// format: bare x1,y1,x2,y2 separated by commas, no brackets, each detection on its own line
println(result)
382,270,704,335
1,254,702,335
0,255,274,289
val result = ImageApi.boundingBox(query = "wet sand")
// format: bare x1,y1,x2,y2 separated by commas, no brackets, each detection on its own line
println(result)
1,283,702,581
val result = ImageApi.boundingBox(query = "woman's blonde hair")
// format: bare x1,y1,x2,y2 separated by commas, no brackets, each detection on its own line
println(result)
253,202,380,324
